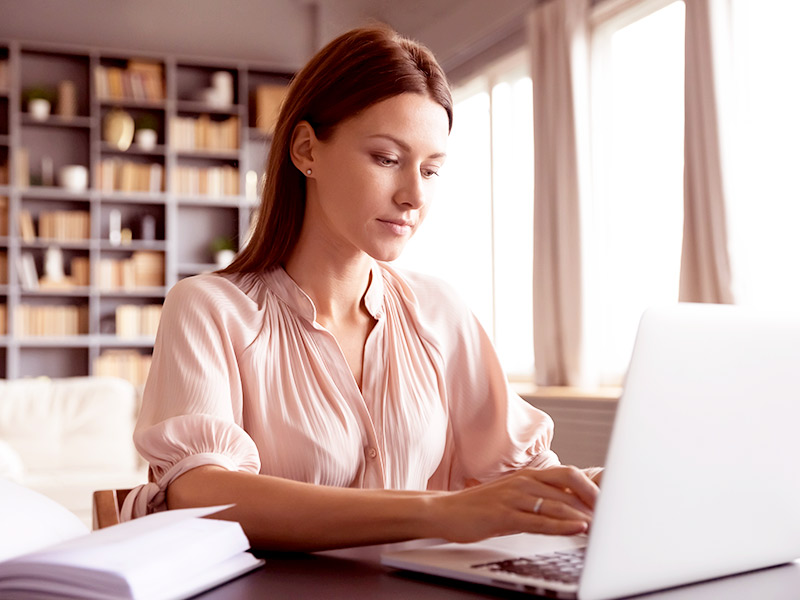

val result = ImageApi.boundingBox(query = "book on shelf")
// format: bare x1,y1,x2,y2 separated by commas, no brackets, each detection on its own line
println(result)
0,303,6,335
96,159,163,194
94,61,165,102
97,251,164,290
0,196,7,236
170,115,239,152
0,479,263,600
16,148,30,189
71,256,91,286
16,252,39,290
38,210,91,241
94,349,153,387
18,209,36,242
0,58,8,93
116,303,162,338
0,250,7,284
254,84,288,134
172,165,239,197
15,304,89,336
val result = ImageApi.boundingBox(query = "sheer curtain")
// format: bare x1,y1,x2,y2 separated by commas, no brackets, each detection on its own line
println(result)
528,0,591,386
680,0,735,303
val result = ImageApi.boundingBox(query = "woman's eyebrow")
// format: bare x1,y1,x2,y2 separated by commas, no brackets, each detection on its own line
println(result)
367,134,447,159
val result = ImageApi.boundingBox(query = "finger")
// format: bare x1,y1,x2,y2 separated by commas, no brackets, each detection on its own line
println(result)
531,466,600,509
524,514,589,536
516,475,595,517
525,496,593,524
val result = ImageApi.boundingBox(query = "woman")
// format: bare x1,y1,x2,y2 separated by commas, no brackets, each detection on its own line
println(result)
123,24,600,551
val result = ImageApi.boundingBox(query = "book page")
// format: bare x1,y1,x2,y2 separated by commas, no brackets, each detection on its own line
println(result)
0,478,89,562
1,504,255,600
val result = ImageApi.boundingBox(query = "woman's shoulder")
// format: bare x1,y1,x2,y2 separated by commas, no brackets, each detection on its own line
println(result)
165,271,266,313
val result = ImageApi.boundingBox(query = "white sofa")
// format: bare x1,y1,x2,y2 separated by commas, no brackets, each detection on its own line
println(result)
0,376,148,527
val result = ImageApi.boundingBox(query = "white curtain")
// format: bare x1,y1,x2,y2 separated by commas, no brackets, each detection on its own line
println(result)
680,0,735,303
528,0,591,386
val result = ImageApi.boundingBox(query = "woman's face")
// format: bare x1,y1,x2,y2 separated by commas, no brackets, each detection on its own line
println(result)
302,92,449,263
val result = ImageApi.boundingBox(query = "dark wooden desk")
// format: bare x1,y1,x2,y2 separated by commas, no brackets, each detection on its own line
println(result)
197,541,800,599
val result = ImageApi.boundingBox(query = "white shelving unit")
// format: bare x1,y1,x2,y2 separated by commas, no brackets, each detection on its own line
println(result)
0,40,291,380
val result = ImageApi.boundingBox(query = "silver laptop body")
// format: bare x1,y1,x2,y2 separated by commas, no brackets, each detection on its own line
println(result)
382,303,800,599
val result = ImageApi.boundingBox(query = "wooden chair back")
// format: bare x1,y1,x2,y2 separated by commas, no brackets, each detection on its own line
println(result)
92,488,132,530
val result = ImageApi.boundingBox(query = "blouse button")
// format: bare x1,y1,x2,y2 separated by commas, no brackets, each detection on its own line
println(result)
367,447,378,459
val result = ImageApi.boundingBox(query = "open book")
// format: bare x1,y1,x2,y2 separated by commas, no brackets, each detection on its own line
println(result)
0,479,263,599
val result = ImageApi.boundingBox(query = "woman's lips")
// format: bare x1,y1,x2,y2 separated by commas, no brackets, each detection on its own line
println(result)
378,218,414,235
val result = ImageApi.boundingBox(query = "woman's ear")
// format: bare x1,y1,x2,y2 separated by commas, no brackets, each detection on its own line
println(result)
290,121,317,176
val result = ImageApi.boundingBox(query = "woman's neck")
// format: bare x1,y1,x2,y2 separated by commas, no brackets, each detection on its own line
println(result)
283,238,374,324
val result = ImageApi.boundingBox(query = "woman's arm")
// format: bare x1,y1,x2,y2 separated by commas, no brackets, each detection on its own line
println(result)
168,464,599,551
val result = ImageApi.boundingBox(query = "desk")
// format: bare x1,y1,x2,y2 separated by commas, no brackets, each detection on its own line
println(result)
197,540,800,599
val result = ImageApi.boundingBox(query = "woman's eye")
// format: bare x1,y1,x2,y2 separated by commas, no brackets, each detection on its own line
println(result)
375,155,397,166
422,167,440,178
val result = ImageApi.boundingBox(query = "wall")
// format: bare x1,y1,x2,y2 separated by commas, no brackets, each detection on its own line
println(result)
0,0,375,69
0,0,566,74
374,0,539,74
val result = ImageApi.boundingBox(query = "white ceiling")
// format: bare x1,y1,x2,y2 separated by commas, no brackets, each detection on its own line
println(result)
0,0,540,73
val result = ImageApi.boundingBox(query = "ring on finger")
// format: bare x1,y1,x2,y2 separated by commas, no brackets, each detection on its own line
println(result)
533,497,545,514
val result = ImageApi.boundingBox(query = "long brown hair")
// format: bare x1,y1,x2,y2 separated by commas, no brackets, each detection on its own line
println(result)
223,24,453,274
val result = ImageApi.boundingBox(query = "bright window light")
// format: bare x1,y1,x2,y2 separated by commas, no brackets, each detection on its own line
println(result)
396,51,534,378
726,0,800,309
588,0,686,383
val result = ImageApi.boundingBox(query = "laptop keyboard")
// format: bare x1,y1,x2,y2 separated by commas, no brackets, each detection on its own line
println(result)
471,547,586,584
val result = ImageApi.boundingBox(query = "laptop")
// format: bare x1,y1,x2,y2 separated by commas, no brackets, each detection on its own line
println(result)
382,303,800,599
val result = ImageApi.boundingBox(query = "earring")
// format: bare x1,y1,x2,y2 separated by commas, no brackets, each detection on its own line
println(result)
306,169,312,176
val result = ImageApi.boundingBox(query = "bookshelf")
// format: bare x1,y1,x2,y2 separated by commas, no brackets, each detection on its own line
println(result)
0,40,291,382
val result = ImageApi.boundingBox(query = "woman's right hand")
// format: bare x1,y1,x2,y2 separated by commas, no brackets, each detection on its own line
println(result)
431,465,599,543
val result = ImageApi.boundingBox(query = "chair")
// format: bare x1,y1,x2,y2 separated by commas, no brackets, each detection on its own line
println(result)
92,488,132,530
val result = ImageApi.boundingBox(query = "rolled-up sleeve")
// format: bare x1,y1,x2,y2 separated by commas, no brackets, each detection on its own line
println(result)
123,276,261,519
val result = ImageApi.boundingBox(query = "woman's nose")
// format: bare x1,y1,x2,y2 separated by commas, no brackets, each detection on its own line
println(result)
395,168,425,209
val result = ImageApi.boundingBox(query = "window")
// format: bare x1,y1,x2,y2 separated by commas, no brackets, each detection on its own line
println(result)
395,50,535,377
586,0,686,383
726,0,800,309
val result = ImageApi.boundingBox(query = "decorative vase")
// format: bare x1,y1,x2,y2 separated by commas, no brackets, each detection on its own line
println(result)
135,128,157,151
29,99,51,121
58,165,88,192
215,249,236,268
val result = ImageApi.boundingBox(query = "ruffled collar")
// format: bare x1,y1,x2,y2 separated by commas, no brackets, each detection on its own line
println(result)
263,261,384,324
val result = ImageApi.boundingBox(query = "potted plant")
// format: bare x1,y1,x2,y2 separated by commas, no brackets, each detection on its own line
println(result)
210,236,237,268
134,113,159,151
24,86,57,121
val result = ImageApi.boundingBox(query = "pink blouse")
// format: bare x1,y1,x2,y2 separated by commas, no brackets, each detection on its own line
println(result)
122,262,560,519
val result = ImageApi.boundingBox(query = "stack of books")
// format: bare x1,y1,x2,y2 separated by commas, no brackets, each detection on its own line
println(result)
94,60,165,102
115,304,162,338
171,165,239,197
96,159,164,194
0,479,263,600
94,349,152,387
170,115,239,152
97,251,164,290
38,210,91,241
14,304,89,336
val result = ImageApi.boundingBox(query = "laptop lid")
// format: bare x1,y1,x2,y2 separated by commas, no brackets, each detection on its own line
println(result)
382,303,800,599
579,303,800,599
